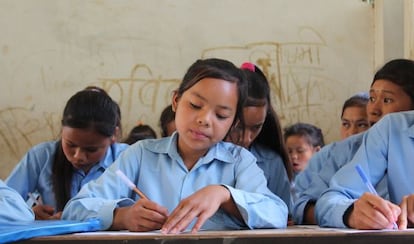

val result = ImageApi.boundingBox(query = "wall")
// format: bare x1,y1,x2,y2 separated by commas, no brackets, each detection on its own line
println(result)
0,0,375,179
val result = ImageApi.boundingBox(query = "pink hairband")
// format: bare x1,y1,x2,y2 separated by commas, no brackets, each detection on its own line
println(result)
240,62,255,72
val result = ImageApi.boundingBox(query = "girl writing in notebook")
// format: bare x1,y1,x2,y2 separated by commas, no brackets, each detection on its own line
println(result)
6,88,128,220
62,58,288,233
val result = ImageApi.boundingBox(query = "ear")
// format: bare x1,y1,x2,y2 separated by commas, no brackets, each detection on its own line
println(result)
314,146,321,153
111,126,120,143
171,91,179,112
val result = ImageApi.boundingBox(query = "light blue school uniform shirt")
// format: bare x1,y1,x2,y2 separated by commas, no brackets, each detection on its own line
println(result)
6,141,129,210
62,133,288,230
250,143,292,213
292,132,388,224
315,111,414,228
0,179,34,222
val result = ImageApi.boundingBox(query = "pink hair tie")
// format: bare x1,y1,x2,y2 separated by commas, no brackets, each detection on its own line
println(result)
240,62,255,72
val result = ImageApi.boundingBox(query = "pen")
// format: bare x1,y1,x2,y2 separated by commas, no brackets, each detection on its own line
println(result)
28,192,42,206
355,164,398,230
115,169,148,199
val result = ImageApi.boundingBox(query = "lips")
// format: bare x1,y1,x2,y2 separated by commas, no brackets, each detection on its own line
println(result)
190,129,208,139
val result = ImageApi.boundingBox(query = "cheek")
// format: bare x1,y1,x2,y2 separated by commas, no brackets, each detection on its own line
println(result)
87,150,107,162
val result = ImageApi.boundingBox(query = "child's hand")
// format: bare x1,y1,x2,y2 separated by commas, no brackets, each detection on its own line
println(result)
112,198,169,231
32,204,56,220
161,185,231,234
398,194,414,229
348,192,400,229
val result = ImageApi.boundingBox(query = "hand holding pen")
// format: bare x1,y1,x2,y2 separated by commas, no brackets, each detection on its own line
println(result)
112,169,168,232
351,165,400,230
28,192,61,220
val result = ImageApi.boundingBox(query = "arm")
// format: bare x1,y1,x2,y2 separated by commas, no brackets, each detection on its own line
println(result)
315,116,394,228
0,180,35,222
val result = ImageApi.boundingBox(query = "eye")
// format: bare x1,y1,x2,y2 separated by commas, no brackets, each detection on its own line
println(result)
383,97,394,104
369,96,376,103
190,102,201,109
216,113,229,120
341,121,350,129
84,147,99,153
357,122,369,128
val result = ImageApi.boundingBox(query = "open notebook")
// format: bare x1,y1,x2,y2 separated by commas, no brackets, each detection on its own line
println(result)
0,218,100,243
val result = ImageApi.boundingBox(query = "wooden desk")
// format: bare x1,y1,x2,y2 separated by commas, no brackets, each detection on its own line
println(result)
18,226,414,244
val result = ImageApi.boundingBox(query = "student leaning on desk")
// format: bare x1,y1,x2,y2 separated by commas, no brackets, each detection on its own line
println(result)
5,88,128,220
316,110,414,230
293,59,414,225
62,58,288,234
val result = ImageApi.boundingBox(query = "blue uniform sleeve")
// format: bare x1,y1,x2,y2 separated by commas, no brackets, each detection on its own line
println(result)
0,180,35,222
315,119,390,227
5,142,55,202
224,152,288,229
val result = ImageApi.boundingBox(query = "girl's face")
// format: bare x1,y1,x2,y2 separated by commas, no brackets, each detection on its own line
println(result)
173,78,238,165
286,135,319,174
61,126,114,173
340,106,369,139
227,105,267,149
367,79,413,126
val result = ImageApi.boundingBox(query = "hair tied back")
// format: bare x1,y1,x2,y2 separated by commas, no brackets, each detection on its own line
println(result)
240,62,255,72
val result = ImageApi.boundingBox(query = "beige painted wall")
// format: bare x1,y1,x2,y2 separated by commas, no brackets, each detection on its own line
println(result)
0,0,376,179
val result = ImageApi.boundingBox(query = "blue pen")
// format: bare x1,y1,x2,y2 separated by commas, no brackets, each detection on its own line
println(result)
355,164,398,230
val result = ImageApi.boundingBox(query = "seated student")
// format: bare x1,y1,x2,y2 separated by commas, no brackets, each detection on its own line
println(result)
315,110,414,229
284,122,324,177
0,179,34,222
159,104,176,137
226,62,292,214
62,58,288,233
340,92,369,139
292,58,414,225
123,122,157,145
6,89,129,220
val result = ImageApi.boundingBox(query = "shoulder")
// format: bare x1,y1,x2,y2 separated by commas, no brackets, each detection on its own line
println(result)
213,141,256,164
110,142,129,155
376,111,414,130
26,140,59,155
250,143,282,161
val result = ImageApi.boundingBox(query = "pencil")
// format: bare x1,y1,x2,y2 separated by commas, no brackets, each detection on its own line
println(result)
115,169,148,199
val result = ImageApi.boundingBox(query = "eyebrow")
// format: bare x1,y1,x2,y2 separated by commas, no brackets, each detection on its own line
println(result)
192,92,234,111
369,89,396,95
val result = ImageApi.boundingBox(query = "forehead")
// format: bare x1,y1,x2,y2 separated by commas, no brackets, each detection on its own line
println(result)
342,106,367,118
61,126,109,146
185,78,238,106
370,79,405,94
243,106,267,125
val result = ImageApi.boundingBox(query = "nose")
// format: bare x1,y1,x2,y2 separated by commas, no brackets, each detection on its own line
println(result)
73,148,87,162
367,101,382,122
197,110,211,127
241,131,254,148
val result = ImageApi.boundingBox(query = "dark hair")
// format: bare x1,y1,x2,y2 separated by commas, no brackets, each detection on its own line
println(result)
159,104,175,137
52,89,120,211
176,58,247,132
240,64,293,180
83,86,123,137
123,124,157,145
284,122,325,148
371,59,414,107
341,92,369,118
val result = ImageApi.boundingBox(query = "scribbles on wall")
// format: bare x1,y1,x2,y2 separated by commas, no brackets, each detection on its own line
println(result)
92,64,180,135
202,27,336,137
